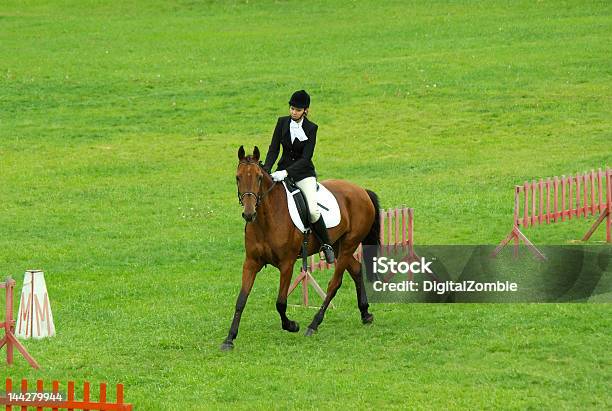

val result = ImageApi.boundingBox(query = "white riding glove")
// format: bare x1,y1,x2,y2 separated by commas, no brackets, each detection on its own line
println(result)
271,170,288,182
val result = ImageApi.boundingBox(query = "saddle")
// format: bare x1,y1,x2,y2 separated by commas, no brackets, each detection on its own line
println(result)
282,179,341,233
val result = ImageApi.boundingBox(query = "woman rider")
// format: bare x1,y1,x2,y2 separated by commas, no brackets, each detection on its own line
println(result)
262,90,335,264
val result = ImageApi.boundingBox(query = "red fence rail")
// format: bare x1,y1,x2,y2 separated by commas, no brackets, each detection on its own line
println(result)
289,207,415,306
0,277,39,369
0,378,133,410
310,207,415,272
493,168,611,259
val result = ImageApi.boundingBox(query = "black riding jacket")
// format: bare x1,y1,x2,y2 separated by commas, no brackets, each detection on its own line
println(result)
263,116,318,181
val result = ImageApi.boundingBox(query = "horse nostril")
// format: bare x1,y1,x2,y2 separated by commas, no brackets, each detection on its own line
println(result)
243,212,256,222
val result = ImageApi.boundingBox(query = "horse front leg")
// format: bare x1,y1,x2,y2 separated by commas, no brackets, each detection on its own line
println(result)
221,258,262,351
276,260,299,332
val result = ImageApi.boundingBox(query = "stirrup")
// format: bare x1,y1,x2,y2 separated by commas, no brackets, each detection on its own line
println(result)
320,244,335,264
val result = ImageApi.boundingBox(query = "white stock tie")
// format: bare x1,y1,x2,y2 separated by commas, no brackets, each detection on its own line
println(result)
290,120,308,144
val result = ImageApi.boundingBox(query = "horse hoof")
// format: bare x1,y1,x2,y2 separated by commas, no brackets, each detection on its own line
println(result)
283,321,300,333
304,327,316,337
220,340,234,351
362,313,374,325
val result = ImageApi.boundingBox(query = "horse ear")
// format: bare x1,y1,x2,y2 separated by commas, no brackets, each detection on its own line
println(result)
238,145,245,161
253,146,260,161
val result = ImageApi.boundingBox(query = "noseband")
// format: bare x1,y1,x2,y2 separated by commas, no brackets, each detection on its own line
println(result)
237,190,262,207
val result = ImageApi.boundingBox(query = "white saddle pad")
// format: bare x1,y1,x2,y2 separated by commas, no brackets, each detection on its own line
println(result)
282,181,341,233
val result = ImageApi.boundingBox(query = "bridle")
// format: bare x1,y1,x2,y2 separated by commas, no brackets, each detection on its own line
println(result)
236,161,277,208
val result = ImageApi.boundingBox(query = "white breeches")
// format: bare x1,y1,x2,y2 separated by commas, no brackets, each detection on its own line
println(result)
295,176,320,223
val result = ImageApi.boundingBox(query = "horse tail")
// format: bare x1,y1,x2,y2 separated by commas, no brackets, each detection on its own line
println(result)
363,189,381,246
363,189,381,281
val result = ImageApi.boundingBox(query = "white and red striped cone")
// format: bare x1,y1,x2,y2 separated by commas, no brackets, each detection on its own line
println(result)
16,270,56,339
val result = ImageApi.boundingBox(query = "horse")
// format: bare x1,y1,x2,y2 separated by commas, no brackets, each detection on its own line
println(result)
221,146,381,350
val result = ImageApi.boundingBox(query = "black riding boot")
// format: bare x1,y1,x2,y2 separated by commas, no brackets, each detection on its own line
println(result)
311,215,335,264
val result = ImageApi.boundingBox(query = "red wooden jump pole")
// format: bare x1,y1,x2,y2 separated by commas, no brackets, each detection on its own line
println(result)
288,207,415,306
0,378,133,410
0,277,40,369
493,167,611,259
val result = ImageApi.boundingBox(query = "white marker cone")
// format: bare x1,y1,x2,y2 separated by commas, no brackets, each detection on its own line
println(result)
16,270,56,339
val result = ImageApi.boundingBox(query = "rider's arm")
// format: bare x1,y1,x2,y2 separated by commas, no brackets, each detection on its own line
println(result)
263,118,283,173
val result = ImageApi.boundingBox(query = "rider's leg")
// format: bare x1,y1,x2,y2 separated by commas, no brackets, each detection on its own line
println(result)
296,177,335,263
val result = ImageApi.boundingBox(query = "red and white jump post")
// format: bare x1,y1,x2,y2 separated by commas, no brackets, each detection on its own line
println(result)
289,207,415,306
0,277,40,369
493,167,611,259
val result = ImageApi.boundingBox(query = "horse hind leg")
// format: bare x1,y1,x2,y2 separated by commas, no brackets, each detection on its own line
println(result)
347,256,374,324
304,253,347,336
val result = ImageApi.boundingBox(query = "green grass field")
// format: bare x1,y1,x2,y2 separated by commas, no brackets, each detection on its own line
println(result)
1,1,610,409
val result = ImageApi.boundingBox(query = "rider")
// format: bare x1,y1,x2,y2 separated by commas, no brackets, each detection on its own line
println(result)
262,90,335,264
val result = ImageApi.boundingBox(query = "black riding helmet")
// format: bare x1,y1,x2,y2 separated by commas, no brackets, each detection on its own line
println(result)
288,90,310,109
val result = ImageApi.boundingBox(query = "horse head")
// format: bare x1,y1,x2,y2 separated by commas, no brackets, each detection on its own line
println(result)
236,145,267,222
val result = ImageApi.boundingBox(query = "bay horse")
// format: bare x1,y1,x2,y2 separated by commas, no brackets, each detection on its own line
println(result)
221,146,381,350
